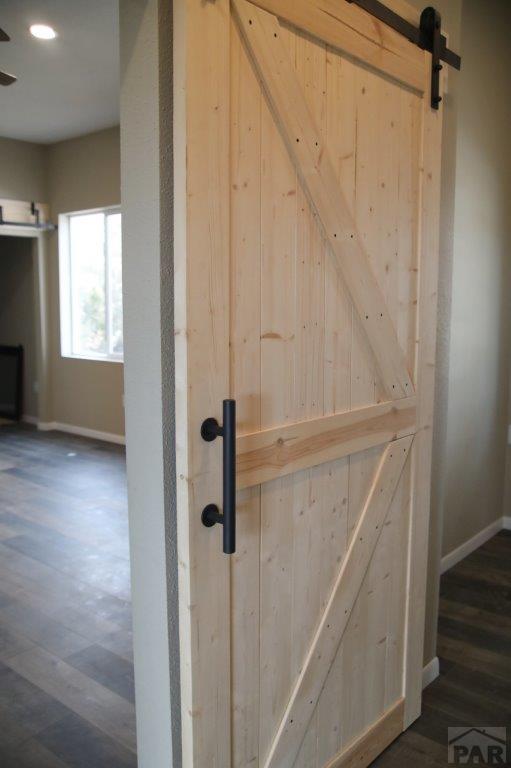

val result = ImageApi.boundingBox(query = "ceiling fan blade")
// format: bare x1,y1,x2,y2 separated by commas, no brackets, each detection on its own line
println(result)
0,71,16,86
0,28,16,84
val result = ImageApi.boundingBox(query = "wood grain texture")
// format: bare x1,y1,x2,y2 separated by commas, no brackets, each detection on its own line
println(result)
232,0,414,399
325,698,404,768
403,56,444,728
288,33,333,767
315,47,357,765
245,0,427,92
176,0,441,763
229,12,263,768
174,0,231,765
237,397,415,488
264,435,413,768
257,24,300,761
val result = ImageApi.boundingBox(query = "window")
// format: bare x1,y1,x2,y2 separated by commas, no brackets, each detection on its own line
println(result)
59,207,123,361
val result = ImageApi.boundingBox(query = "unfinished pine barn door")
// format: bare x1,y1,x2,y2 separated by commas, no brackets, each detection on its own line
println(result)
174,0,443,765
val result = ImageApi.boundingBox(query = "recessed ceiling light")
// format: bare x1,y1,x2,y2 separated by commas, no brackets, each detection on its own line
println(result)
29,24,57,40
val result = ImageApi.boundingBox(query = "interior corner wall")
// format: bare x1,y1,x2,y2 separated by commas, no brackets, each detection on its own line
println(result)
443,0,511,556
0,136,47,201
46,127,125,436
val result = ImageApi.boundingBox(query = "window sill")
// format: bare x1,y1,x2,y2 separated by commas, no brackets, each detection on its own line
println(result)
60,353,124,364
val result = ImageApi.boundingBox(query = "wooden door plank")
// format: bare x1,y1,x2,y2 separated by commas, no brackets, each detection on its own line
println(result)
258,23,299,760
289,32,329,767
383,465,411,710
323,698,404,768
232,0,413,399
236,397,416,488
174,0,231,765
397,89,421,371
316,48,357,763
244,0,426,92
262,434,413,768
230,15,263,767
403,58,444,728
323,48,353,419
348,69,401,736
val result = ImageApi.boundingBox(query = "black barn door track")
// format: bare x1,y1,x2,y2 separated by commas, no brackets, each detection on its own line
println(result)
346,0,461,108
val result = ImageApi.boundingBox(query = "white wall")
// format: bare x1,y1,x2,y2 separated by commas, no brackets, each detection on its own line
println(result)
120,0,178,765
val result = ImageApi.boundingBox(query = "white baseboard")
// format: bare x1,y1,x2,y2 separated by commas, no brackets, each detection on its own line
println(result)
37,421,53,431
37,420,125,445
440,517,505,574
422,656,439,689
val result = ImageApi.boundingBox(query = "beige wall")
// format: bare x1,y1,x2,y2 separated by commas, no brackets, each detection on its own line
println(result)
0,127,124,436
442,0,511,555
0,137,47,202
46,127,125,435
0,237,38,417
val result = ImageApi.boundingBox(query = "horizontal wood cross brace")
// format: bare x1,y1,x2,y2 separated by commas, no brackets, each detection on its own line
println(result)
236,397,416,488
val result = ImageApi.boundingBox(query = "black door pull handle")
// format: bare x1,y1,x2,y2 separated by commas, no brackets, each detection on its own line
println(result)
201,399,236,554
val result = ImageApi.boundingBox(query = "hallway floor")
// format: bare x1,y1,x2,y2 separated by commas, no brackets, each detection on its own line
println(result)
374,528,511,766
0,424,135,768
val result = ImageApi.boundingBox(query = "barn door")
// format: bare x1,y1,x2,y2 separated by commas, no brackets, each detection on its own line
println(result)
174,0,443,766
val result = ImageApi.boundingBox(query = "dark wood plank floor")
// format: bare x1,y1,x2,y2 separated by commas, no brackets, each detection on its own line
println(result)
0,423,136,768
1,425,509,767
374,529,511,767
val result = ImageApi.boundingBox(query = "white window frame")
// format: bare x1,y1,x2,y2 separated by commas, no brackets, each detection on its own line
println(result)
59,205,123,363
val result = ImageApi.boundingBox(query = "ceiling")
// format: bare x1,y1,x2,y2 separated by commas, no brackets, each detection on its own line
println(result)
0,0,119,144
